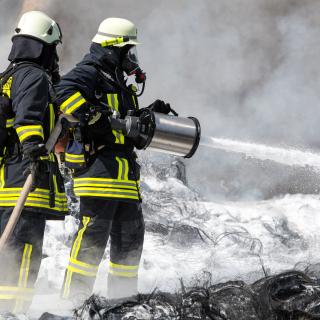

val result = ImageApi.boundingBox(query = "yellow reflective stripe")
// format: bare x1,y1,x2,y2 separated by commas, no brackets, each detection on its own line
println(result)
0,198,67,212
61,92,86,115
66,265,97,277
0,164,4,188
18,244,32,288
16,125,44,143
74,191,140,200
65,153,85,163
15,244,32,313
62,269,73,298
70,258,98,271
109,262,139,270
71,216,90,259
108,270,138,278
67,258,98,277
74,183,137,190
0,286,34,302
2,76,12,98
65,159,85,164
6,118,14,128
123,158,129,180
63,216,91,298
107,94,124,144
49,103,55,133
116,157,123,180
0,189,66,201
60,92,80,110
65,98,86,115
65,154,85,159
74,177,138,184
74,187,138,194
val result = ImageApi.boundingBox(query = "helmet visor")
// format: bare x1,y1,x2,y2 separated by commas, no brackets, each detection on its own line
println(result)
127,46,139,64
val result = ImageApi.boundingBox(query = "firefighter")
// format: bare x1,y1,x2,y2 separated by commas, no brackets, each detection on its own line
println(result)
0,11,67,313
55,17,170,301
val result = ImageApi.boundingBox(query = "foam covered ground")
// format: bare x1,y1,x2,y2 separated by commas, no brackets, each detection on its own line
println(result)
28,156,320,317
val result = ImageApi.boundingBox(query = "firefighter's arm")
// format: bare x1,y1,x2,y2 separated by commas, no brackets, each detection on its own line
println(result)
54,64,98,119
11,69,48,150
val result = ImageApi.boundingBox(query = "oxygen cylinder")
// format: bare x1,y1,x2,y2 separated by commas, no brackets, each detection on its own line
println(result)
134,109,201,158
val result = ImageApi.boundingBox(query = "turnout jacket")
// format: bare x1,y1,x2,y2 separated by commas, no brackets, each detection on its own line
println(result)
0,63,67,217
55,48,141,202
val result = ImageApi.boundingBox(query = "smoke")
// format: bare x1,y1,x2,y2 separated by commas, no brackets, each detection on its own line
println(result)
1,0,320,199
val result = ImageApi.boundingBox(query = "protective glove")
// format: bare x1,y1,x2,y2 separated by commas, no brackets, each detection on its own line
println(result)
147,99,171,114
23,143,48,191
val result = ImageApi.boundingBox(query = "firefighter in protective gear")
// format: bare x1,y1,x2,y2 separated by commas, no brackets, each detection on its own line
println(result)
0,11,67,313
55,17,168,301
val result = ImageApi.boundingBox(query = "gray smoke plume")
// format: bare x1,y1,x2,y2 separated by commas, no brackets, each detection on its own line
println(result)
1,0,320,200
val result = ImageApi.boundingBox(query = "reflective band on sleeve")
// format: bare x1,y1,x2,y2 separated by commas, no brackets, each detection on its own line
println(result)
6,118,14,128
65,153,86,163
109,261,139,278
60,91,86,115
16,125,44,143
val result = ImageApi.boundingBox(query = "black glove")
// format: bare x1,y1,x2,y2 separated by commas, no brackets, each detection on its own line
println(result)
23,143,48,191
147,99,171,114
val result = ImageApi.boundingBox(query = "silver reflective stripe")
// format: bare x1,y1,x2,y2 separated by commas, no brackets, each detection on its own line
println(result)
75,190,138,196
68,261,98,276
97,32,137,39
64,95,85,112
74,180,136,187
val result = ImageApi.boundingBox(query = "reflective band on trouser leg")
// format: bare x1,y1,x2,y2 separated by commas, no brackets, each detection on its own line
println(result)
0,287,34,302
60,91,86,115
62,216,99,299
107,261,139,299
14,243,33,313
0,244,34,313
16,125,44,143
109,262,139,278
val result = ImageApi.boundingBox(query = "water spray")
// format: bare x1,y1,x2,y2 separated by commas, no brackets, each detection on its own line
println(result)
200,135,320,169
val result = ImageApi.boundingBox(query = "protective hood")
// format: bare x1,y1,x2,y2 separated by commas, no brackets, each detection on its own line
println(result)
8,36,43,61
89,42,121,70
8,36,59,77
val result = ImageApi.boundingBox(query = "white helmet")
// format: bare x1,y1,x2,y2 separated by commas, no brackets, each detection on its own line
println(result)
92,17,140,47
13,11,62,44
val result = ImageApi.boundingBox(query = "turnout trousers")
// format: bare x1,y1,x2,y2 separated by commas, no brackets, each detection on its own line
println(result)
0,209,46,314
61,197,145,302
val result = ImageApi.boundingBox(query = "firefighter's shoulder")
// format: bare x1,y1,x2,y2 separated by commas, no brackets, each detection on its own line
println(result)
12,64,49,93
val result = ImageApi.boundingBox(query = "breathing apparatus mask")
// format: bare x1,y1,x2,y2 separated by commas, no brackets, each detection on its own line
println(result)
121,46,146,84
